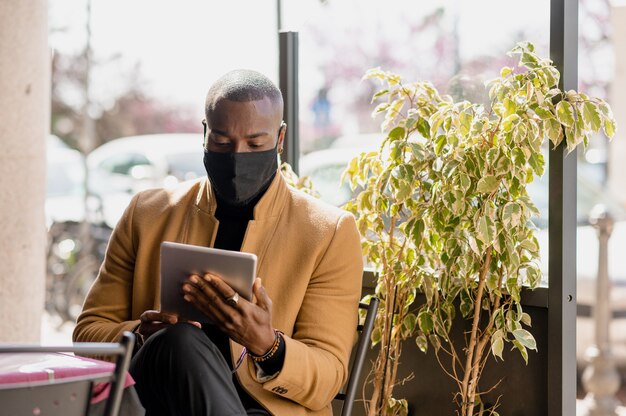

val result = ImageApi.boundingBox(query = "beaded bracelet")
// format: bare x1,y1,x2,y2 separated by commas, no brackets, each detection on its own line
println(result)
249,329,284,363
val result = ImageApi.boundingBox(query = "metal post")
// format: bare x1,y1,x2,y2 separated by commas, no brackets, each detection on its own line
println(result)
581,206,621,415
549,0,578,414
279,31,299,174
80,0,96,257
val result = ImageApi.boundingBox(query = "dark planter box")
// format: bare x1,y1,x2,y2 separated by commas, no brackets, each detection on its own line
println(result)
338,271,549,416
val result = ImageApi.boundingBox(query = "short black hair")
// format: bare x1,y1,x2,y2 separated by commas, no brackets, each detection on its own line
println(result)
205,69,283,117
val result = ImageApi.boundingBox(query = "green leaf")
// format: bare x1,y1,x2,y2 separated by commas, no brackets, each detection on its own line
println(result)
418,310,434,333
476,215,496,245
503,98,516,117
416,334,428,353
582,101,602,132
512,340,529,364
371,327,382,345
371,89,390,104
459,290,473,318
458,174,471,193
396,180,412,201
521,51,540,69
429,113,444,137
528,153,544,176
416,117,430,138
411,218,425,247
502,202,523,228
389,126,406,141
429,334,442,352
526,265,542,288
534,106,553,120
491,329,505,361
520,312,532,327
434,135,446,155
403,313,417,337
555,101,575,128
409,142,427,161
476,176,499,193
603,118,616,139
502,114,520,132
520,238,538,253
545,118,564,147
500,66,513,78
513,329,537,351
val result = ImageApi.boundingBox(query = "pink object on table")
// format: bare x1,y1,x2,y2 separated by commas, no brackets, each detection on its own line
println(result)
0,352,134,404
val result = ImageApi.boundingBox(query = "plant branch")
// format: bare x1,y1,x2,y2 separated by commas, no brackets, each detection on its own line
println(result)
461,246,492,416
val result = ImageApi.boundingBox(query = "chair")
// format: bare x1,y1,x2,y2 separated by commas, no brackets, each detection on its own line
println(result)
334,297,380,416
0,331,135,416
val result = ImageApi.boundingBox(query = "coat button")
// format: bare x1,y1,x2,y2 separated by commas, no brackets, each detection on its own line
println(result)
271,386,288,394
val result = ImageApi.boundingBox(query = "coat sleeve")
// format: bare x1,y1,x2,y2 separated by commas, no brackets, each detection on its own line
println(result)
257,212,364,411
72,193,141,344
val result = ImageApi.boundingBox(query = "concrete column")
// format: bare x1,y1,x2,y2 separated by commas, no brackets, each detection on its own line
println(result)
0,1,49,342
608,3,626,206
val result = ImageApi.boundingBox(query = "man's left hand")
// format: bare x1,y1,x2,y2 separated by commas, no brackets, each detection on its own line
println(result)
182,274,276,356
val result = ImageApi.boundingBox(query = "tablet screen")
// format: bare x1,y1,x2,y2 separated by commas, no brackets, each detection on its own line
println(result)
159,241,257,322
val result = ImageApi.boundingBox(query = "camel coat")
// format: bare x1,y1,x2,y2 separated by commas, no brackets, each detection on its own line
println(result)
73,173,364,415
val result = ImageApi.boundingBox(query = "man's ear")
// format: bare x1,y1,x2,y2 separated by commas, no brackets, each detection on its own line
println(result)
278,122,287,151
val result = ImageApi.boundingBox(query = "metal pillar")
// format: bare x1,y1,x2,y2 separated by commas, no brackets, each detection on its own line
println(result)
581,206,621,415
279,31,299,174
548,0,578,414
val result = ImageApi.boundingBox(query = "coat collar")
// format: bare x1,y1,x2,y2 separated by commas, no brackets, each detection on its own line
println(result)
193,171,288,220
185,172,288,259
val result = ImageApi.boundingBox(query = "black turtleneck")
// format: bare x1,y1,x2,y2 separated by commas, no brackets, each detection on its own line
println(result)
202,182,285,412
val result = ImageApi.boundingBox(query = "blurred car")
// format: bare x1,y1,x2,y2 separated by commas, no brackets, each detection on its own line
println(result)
86,133,206,227
328,132,385,150
46,135,85,228
299,133,384,207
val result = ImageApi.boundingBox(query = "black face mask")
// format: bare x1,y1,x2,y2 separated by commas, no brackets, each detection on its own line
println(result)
203,143,278,207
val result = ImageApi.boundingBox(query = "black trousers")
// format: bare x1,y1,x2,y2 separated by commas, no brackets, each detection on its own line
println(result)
129,323,270,416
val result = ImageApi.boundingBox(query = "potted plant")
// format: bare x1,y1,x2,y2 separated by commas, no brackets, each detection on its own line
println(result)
343,42,617,416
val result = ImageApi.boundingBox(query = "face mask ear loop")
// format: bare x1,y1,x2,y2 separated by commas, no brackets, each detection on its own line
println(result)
202,121,208,149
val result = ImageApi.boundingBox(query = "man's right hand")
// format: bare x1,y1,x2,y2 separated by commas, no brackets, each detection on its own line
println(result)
136,310,202,343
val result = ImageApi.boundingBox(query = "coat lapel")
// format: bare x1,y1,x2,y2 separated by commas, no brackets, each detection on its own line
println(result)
240,173,288,274
184,177,219,247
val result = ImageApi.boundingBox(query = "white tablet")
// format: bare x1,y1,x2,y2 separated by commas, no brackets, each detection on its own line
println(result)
159,241,257,322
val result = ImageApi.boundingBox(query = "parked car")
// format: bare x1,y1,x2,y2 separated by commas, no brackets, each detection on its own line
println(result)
46,135,85,227
86,133,206,228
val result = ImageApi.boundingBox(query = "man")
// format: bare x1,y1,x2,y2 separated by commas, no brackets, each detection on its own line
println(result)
73,69,364,415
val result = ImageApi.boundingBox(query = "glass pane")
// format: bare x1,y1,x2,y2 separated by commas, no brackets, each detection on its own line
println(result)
291,0,550,284
576,1,626,308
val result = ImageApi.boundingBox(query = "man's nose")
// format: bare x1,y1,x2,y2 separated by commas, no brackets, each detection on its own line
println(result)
233,141,247,153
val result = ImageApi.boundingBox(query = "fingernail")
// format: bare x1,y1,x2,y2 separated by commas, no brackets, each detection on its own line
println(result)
204,273,212,282
183,284,191,293
184,295,191,302
190,275,199,284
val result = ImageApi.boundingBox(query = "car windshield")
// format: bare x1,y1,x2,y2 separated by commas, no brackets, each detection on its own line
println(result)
47,160,84,197
165,153,205,181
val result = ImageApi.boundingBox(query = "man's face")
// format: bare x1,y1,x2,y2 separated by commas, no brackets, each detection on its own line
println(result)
205,97,285,154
